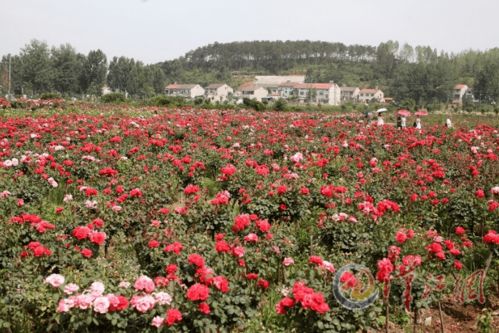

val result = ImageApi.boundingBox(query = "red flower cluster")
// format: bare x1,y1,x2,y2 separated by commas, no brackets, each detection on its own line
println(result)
276,281,330,315
483,230,499,244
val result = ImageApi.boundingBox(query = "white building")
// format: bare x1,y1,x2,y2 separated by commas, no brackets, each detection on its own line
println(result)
254,75,305,86
294,82,341,105
237,83,269,102
165,84,205,99
340,86,360,102
358,88,385,103
277,82,299,99
205,84,233,102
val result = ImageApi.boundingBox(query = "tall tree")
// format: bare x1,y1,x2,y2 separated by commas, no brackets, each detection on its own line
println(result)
375,40,399,80
51,43,82,95
474,49,499,102
19,40,53,95
80,49,107,95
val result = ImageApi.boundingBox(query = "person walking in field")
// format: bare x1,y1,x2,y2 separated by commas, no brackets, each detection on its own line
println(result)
401,116,407,128
377,113,384,126
414,117,422,130
445,118,452,128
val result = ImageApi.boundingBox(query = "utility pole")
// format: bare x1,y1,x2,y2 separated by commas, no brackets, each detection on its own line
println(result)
8,54,12,99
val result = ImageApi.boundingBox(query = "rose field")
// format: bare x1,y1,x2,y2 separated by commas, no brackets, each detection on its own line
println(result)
0,103,498,332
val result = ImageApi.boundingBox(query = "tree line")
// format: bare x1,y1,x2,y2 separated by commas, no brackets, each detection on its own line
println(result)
2,39,499,105
0,40,165,97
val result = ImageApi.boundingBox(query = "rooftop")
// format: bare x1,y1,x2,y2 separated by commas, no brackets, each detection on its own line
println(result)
254,75,305,85
165,84,198,90
206,83,227,89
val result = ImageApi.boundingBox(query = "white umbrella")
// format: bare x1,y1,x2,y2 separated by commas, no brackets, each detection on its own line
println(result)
376,108,388,113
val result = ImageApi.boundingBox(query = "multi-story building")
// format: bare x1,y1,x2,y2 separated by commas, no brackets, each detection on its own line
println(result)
294,82,341,105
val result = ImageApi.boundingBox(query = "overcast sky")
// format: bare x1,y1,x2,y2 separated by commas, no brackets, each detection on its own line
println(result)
2,0,498,63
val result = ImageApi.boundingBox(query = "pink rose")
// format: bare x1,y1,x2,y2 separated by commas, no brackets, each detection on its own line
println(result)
64,283,80,295
321,260,335,273
134,275,155,293
283,257,294,266
45,274,65,288
76,294,94,309
119,281,130,289
151,316,164,328
153,291,172,305
131,295,156,313
56,298,75,312
93,296,110,314
90,281,105,297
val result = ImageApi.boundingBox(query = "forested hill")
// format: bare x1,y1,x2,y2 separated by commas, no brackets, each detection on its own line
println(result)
160,40,382,87
158,40,499,104
175,41,377,73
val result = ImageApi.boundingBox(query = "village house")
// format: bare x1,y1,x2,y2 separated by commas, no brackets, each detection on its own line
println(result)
452,84,470,104
340,86,360,102
358,88,385,103
165,84,205,99
205,83,233,102
295,82,341,105
252,76,306,100
236,83,269,102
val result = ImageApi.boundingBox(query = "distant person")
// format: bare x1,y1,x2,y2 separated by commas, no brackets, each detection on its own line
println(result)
364,111,374,126
445,118,452,128
396,116,402,128
377,113,384,126
414,117,422,130
401,116,407,128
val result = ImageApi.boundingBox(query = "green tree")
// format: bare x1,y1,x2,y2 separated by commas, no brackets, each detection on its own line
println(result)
80,49,107,96
474,49,499,103
51,44,82,95
18,40,53,95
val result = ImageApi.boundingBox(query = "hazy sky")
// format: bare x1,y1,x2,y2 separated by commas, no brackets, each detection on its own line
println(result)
2,0,498,63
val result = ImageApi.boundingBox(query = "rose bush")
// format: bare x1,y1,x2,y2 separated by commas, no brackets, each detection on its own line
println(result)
0,105,497,332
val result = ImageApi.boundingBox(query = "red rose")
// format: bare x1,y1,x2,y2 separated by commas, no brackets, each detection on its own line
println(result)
72,226,91,240
148,240,160,249
89,231,107,245
81,248,93,258
186,283,209,301
188,253,205,267
455,226,465,236
198,302,210,314
165,308,182,326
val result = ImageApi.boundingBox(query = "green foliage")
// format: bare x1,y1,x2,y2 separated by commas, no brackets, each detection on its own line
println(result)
19,40,54,95
477,310,495,333
243,98,266,111
80,49,107,96
51,44,81,95
100,92,126,103
273,99,288,111
40,92,62,100
145,95,187,107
